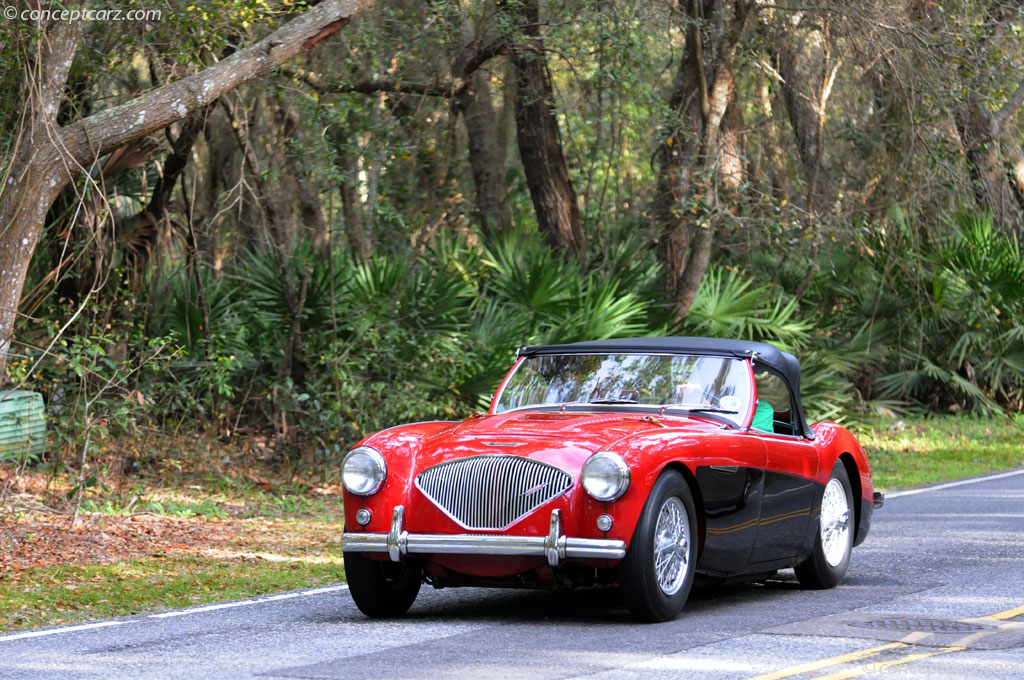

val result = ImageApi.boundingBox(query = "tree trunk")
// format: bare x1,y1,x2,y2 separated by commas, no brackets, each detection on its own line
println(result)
954,84,1024,234
457,70,511,243
196,108,237,268
500,0,586,259
280,103,328,253
0,15,83,371
654,0,754,319
0,0,374,377
773,15,839,213
753,72,789,200
120,106,212,279
329,115,372,260
911,0,1024,235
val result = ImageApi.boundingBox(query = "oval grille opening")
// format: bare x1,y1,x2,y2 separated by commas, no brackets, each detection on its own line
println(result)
415,455,573,530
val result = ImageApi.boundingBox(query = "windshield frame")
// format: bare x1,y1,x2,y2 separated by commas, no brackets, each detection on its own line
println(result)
489,352,756,428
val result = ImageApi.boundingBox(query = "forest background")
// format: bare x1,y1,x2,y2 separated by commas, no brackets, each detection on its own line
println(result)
1,0,1023,519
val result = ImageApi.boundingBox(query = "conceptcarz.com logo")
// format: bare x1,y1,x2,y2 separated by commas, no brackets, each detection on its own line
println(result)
3,6,162,22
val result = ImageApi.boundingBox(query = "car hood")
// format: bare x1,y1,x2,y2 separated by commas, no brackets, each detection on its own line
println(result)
408,410,721,474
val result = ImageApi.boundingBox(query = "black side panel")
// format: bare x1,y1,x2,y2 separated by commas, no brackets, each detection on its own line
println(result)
750,471,818,564
695,466,764,575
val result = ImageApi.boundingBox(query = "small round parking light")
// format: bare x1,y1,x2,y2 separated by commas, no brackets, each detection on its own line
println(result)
581,451,630,502
342,446,387,496
355,508,373,526
596,514,614,532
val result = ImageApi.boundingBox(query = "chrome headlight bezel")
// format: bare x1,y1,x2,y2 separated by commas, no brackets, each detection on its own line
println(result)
342,446,387,496
581,451,630,502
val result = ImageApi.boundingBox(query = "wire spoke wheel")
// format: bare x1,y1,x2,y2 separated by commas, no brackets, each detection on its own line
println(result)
796,459,855,589
653,497,690,595
820,478,851,567
620,470,697,622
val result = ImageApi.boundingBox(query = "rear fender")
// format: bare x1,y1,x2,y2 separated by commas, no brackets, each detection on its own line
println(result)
807,422,875,550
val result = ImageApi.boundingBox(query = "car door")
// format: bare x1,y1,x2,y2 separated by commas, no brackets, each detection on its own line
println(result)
694,431,768,575
748,369,818,564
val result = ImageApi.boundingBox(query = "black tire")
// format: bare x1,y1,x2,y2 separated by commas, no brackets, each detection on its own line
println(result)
619,470,698,622
795,459,854,589
344,551,422,618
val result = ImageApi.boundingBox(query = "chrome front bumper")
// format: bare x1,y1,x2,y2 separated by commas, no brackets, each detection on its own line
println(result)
342,505,626,568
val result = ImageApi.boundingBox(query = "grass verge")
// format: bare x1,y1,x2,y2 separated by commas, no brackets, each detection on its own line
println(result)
0,555,345,631
854,413,1024,491
1,470,349,632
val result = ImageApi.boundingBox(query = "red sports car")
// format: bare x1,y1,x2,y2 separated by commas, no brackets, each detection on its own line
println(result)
341,337,882,621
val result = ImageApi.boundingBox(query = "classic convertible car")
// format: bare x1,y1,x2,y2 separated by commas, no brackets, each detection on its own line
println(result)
341,337,882,621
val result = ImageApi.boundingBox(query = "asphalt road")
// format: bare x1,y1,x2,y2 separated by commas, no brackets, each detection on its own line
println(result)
2,469,1023,680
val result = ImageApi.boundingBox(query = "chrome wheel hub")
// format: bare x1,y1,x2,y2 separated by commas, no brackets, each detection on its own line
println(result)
653,496,691,595
820,477,851,567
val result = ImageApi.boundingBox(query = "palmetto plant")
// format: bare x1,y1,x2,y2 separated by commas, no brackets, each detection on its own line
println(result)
930,214,1024,410
133,210,1021,448
807,213,1024,413
672,264,863,422
156,268,245,359
678,265,811,349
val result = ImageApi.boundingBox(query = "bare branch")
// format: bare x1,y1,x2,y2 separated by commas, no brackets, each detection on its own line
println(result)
280,35,509,100
58,0,376,175
993,78,1024,134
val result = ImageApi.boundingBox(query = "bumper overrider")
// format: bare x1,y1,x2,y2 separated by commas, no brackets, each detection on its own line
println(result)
342,505,627,567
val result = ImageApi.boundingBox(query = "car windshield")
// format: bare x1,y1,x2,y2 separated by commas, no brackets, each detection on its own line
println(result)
493,353,753,427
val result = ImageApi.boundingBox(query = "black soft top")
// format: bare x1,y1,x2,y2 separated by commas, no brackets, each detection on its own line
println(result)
518,336,815,438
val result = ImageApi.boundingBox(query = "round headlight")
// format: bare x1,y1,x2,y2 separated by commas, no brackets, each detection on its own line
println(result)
581,451,630,502
342,446,387,496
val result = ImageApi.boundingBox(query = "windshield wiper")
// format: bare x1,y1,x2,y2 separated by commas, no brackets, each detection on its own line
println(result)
664,406,741,430
674,406,739,414
587,398,639,405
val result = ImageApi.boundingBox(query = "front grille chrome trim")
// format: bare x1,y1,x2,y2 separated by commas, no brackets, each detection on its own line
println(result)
415,455,573,531
342,508,626,564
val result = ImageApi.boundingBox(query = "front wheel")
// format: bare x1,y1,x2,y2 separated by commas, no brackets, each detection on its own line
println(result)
619,470,698,622
795,459,854,589
344,551,422,618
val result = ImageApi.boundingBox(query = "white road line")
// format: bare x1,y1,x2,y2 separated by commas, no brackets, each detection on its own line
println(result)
148,584,349,618
148,599,260,618
0,584,351,641
256,584,350,602
0,621,125,643
886,468,1024,499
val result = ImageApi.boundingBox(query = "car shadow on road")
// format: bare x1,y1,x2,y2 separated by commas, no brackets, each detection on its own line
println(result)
311,572,816,626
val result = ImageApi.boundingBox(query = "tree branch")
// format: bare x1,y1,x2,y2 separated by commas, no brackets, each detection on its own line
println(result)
992,78,1024,134
340,78,461,97
58,0,375,176
280,36,509,100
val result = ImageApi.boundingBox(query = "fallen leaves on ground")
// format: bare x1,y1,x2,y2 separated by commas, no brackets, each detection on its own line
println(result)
0,511,238,576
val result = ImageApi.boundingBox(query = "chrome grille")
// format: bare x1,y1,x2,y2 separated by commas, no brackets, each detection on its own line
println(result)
415,455,573,530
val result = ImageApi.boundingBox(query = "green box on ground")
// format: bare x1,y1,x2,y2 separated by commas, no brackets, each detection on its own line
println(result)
0,390,46,462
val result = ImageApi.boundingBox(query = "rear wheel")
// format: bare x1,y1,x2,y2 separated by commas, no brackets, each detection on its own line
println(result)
795,459,854,589
619,470,698,622
344,551,422,618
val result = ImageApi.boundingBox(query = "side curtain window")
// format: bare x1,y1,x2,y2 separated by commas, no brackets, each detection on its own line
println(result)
753,369,797,435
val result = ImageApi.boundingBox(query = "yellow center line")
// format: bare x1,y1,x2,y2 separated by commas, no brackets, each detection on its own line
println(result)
746,604,1023,680
984,604,1024,621
744,643,907,680
812,646,966,680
